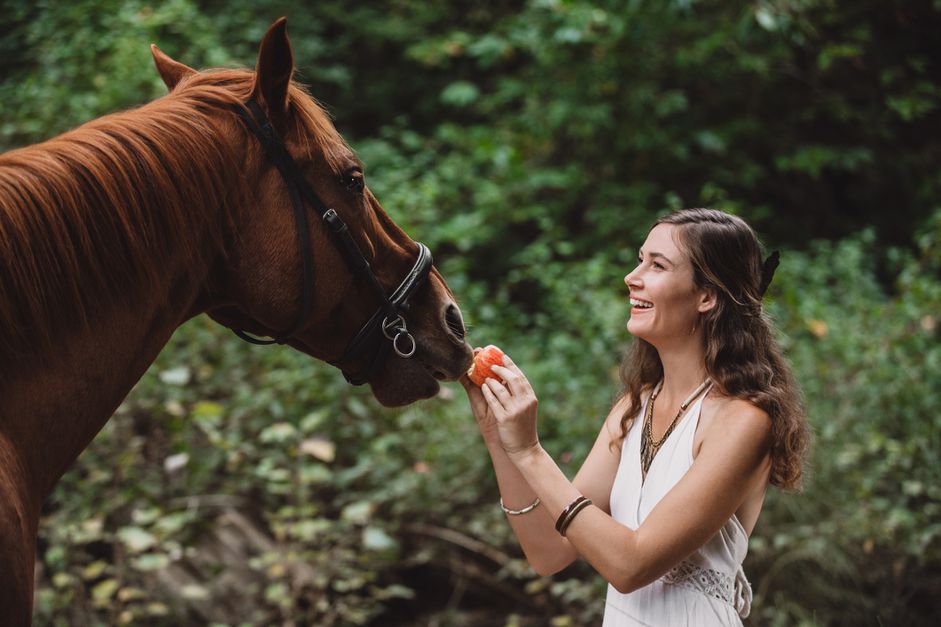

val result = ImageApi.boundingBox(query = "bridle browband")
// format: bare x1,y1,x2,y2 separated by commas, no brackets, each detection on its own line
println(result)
230,98,434,385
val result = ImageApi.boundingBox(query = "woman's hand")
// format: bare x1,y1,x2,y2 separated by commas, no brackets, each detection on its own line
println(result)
461,348,502,446
478,352,541,462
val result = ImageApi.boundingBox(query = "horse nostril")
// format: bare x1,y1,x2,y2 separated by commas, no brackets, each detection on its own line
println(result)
444,303,466,341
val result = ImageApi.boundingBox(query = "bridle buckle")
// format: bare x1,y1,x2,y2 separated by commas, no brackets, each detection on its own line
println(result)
383,315,417,358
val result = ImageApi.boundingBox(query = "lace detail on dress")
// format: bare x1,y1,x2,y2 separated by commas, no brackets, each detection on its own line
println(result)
661,560,752,617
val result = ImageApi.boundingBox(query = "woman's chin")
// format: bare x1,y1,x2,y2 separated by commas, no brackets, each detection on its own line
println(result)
626,321,660,345
626,319,647,338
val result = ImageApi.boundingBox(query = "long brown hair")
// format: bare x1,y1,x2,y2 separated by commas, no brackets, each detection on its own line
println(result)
618,208,809,491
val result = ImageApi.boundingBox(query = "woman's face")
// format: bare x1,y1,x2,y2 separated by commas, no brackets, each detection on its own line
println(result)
624,223,712,346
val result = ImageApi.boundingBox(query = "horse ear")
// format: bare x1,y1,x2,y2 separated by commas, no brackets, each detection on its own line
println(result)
150,44,196,90
252,17,294,117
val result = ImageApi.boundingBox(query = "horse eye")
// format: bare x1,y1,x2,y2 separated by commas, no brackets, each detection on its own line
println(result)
343,173,364,193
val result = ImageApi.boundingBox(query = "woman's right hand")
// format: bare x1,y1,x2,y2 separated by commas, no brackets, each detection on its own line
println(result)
460,347,502,446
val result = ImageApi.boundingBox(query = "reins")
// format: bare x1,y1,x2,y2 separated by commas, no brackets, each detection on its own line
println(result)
230,98,433,385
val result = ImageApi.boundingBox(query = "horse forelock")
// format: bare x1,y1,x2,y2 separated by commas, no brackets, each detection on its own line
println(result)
178,69,353,173
285,83,354,176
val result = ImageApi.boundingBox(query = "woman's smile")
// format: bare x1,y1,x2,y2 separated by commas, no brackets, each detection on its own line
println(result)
629,296,654,314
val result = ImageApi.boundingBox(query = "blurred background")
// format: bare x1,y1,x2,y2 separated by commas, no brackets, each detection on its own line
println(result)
2,0,940,625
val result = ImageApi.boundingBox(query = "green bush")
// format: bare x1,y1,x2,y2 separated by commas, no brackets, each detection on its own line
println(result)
749,214,941,626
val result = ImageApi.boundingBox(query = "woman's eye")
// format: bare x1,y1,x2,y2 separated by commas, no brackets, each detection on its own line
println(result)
343,174,364,193
638,256,664,271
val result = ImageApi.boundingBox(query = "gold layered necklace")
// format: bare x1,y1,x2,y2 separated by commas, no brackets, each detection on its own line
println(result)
641,377,713,480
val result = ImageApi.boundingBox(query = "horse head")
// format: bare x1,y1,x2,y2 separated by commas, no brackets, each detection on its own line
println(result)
151,18,472,406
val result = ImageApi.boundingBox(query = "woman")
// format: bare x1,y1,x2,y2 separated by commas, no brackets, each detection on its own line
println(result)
462,208,808,625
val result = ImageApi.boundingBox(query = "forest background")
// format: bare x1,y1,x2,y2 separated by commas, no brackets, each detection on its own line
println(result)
1,0,940,625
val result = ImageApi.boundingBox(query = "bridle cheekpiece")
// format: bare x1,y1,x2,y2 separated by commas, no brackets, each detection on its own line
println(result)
230,98,433,385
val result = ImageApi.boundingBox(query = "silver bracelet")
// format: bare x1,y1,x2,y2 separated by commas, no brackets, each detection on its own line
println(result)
500,497,541,516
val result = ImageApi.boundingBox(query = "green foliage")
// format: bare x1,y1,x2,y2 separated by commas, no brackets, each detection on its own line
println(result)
2,0,940,625
749,218,941,626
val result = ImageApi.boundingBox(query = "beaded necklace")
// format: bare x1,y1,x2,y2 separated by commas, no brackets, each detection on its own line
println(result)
641,378,714,480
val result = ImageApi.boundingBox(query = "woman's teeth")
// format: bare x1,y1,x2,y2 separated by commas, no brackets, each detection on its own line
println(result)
630,298,653,309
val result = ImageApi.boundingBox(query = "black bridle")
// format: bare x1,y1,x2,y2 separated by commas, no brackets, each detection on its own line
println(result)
230,98,434,385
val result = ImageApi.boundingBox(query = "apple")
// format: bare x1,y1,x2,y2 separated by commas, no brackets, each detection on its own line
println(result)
467,345,505,386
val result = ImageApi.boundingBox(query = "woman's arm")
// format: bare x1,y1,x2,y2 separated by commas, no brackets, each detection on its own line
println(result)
482,358,772,592
468,390,628,575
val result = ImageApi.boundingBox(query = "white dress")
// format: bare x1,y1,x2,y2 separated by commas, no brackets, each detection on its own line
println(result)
603,393,753,626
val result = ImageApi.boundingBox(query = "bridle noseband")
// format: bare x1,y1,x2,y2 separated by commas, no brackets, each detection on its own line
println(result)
230,98,433,385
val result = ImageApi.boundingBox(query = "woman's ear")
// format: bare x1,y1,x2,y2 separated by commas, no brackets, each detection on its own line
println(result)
697,286,718,314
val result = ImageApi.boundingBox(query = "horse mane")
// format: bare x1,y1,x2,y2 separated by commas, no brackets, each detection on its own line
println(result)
0,68,351,362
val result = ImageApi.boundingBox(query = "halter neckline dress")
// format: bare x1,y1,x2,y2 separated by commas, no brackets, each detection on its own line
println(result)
603,392,753,626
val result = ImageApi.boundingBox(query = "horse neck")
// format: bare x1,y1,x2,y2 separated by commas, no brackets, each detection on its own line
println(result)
0,101,240,504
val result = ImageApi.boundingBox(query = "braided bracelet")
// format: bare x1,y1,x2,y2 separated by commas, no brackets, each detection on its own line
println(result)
500,497,541,516
555,495,592,537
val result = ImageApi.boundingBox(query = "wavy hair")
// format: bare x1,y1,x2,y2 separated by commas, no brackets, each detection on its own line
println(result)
617,208,809,491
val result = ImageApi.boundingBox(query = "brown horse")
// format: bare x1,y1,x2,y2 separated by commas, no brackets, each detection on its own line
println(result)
0,18,472,625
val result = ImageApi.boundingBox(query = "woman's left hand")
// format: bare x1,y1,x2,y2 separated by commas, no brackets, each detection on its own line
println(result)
479,354,542,462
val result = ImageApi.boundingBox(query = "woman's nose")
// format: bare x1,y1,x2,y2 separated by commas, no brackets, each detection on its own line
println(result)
625,267,640,288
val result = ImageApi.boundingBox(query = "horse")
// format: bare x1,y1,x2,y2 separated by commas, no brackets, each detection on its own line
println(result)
0,18,473,625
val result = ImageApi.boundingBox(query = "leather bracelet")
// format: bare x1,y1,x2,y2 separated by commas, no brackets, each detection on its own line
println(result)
555,495,592,537
500,497,541,516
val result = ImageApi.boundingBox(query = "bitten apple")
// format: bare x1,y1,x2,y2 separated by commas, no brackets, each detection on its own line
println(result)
467,345,505,386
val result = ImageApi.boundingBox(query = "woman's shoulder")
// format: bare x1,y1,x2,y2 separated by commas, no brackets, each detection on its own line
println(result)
603,393,634,437
707,393,769,420
602,389,649,443
698,392,772,451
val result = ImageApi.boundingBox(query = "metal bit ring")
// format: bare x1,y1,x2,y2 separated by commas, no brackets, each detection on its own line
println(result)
393,331,417,358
